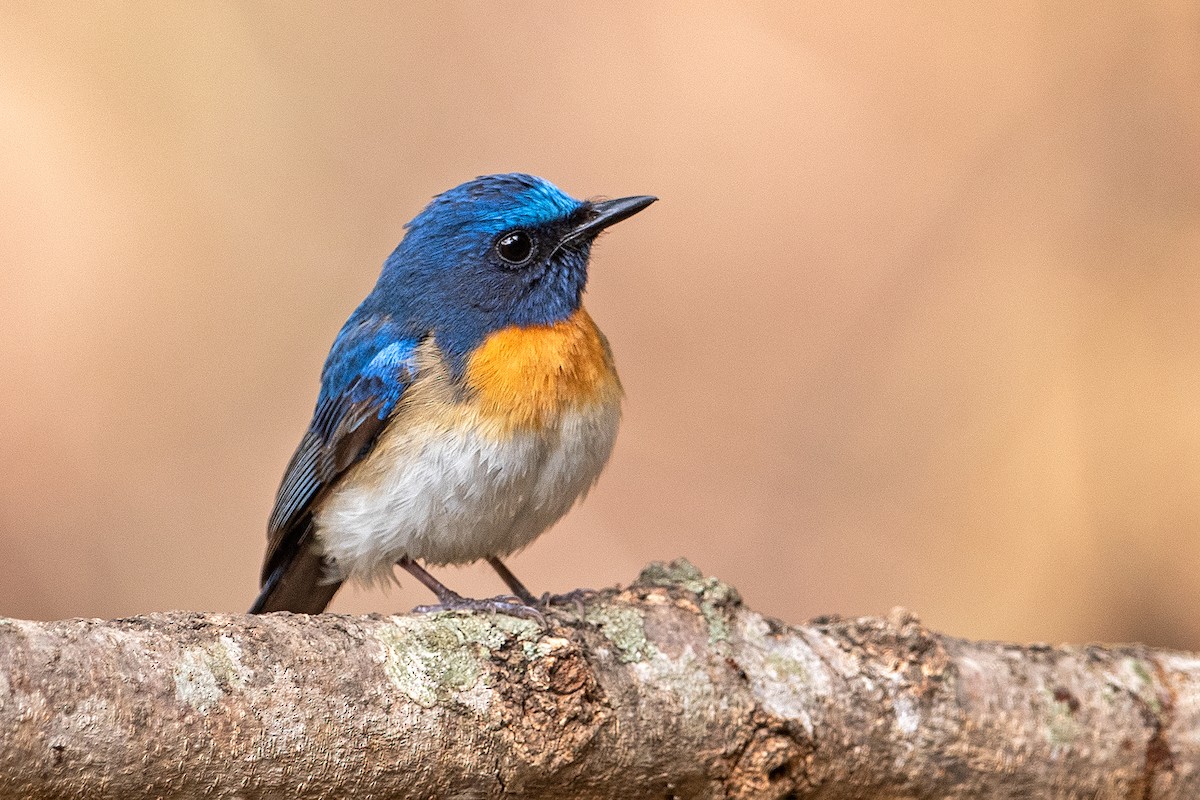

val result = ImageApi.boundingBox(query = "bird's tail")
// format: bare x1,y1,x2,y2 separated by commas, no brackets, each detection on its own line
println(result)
249,533,342,614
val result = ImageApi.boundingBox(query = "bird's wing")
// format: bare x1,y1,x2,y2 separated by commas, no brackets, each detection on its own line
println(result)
260,316,419,587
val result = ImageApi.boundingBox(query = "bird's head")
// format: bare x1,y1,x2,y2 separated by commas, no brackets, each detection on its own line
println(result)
369,173,655,365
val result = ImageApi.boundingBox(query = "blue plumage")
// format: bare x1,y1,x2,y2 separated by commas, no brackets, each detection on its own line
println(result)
317,320,416,432
265,317,416,558
251,174,655,615
364,174,593,372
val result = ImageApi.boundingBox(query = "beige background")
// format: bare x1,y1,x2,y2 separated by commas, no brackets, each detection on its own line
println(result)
2,3,1198,648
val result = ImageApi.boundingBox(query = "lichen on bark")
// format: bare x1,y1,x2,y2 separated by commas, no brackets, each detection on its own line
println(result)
0,559,1195,799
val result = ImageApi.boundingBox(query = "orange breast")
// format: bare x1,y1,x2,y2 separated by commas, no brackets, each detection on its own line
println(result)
464,307,621,431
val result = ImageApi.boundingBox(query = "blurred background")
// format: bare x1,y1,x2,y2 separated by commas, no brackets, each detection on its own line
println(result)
2,3,1198,648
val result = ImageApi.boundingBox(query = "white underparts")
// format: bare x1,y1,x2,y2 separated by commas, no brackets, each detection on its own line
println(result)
312,400,621,588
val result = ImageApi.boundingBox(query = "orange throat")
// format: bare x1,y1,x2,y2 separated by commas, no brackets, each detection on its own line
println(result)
463,307,621,430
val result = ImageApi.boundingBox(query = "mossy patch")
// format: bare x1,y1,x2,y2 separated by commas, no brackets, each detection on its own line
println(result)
636,559,741,644
586,605,655,663
376,614,541,709
636,559,737,602
438,611,542,651
700,604,732,646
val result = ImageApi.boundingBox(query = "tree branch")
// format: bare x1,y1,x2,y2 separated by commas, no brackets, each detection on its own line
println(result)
1,559,1196,798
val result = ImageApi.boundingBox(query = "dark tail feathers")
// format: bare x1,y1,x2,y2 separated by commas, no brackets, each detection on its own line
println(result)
249,545,342,614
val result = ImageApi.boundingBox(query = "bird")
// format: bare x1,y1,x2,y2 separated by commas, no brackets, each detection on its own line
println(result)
249,174,655,615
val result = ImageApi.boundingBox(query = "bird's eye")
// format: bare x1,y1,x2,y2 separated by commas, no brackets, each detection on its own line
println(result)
495,230,534,265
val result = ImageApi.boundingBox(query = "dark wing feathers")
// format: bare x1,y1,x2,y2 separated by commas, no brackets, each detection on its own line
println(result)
258,317,419,591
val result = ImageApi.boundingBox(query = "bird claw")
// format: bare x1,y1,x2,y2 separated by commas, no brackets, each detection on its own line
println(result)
538,587,597,614
413,595,546,624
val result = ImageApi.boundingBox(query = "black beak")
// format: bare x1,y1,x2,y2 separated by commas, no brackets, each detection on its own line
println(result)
570,195,658,240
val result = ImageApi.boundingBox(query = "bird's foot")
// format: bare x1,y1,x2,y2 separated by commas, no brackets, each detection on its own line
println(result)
484,557,598,612
413,594,546,624
538,587,598,614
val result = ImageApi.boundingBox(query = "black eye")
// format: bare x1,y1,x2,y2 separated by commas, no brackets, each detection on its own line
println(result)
495,230,534,265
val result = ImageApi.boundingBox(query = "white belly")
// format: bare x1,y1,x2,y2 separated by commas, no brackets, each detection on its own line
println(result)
312,400,620,587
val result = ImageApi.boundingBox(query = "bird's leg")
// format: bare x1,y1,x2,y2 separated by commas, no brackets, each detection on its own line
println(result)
487,556,597,612
398,557,544,623
486,556,539,606
397,557,463,605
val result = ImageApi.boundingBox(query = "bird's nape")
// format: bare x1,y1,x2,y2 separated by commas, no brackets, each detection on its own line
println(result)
252,174,654,616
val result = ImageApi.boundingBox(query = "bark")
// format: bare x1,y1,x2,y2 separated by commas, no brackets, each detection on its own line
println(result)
0,559,1197,799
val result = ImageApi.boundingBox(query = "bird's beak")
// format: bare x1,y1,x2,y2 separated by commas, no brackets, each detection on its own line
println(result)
571,195,658,240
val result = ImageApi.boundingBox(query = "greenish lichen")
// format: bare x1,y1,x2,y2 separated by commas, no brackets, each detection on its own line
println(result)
630,642,715,705
636,558,707,588
586,605,655,663
174,635,247,712
438,611,542,651
380,630,479,707
522,635,572,661
1124,657,1163,714
700,603,731,646
375,614,537,709
636,558,741,644
735,615,829,733
765,652,810,683
1043,688,1078,746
